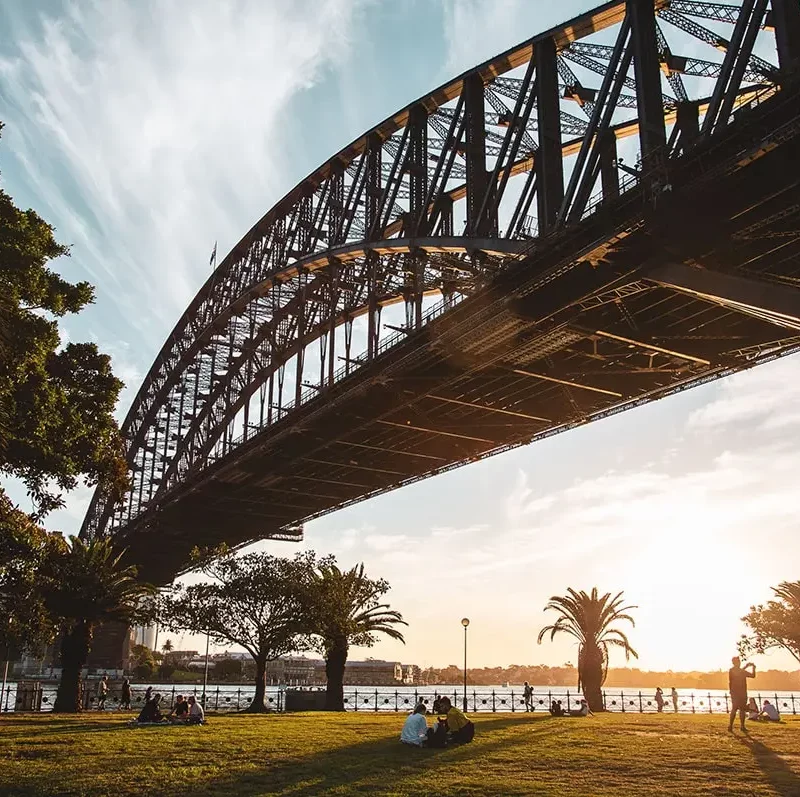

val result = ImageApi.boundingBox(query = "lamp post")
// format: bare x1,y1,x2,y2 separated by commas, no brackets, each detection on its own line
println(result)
201,630,210,708
461,618,469,712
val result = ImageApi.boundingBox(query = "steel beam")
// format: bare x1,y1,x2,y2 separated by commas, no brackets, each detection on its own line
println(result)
599,130,620,202
332,439,448,461
647,262,800,331
464,72,489,236
575,326,713,364
535,36,564,232
510,368,623,397
426,394,550,422
376,419,495,444
629,0,667,161
770,0,800,76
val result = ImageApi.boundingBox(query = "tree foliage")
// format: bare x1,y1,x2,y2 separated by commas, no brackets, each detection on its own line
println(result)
298,559,406,711
0,120,127,517
739,581,800,665
0,491,65,659
537,587,637,712
158,547,311,713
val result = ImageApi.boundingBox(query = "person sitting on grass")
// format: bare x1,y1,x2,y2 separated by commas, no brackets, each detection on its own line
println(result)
187,695,205,724
137,693,163,723
746,697,760,721
401,703,430,747
758,700,780,722
438,697,474,743
168,694,189,723
569,699,593,717
549,700,564,717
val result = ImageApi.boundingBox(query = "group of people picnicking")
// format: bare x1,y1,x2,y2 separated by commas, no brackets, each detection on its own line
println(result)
89,677,206,724
135,686,206,725
401,696,475,748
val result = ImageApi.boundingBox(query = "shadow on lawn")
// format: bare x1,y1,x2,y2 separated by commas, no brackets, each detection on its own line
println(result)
191,715,539,797
738,734,800,797
0,717,133,738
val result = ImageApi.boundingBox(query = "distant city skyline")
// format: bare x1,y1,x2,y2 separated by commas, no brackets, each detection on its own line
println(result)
1,0,798,674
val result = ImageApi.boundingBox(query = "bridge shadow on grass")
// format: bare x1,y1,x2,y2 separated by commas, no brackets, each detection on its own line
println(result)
191,715,540,797
738,733,800,797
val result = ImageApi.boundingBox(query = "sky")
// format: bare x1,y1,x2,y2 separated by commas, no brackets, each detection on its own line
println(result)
1,0,798,674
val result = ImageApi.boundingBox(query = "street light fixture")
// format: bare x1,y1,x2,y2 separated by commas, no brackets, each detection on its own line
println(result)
461,618,470,712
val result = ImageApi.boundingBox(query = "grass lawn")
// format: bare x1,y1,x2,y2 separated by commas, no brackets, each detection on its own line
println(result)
1,711,799,796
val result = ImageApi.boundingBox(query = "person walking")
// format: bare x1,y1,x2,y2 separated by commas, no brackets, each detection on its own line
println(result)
97,676,109,711
523,682,534,713
670,687,679,713
120,678,132,711
727,656,756,733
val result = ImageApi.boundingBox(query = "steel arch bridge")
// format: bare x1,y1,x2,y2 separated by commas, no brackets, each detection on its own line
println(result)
82,0,800,583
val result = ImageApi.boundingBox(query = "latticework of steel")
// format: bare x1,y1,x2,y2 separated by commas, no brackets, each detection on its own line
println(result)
80,0,800,582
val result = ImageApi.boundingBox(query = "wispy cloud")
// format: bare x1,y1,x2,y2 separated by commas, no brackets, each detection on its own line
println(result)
0,0,364,348
688,356,800,431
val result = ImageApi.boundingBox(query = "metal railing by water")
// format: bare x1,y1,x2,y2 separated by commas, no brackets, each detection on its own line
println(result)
4,683,799,716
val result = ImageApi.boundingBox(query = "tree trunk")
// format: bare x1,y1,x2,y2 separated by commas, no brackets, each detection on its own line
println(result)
53,620,93,713
243,655,269,713
324,639,348,711
580,644,605,712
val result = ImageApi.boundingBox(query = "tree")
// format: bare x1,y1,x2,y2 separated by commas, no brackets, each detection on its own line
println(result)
129,643,156,679
739,581,800,665
40,536,155,712
299,559,406,711
0,121,127,517
159,548,308,713
161,639,173,654
537,587,638,712
0,492,65,660
215,657,244,680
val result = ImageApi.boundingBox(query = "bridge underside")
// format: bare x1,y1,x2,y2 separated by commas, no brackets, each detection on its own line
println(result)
124,85,800,584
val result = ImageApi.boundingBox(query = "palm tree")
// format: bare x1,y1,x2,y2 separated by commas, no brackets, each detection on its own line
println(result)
303,562,406,711
537,587,637,712
161,638,173,655
43,536,155,712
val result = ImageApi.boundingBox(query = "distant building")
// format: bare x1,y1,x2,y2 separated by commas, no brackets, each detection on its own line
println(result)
266,657,320,685
402,664,422,685
340,660,404,686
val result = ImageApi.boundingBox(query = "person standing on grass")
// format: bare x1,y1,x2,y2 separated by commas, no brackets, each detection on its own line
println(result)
97,676,109,711
727,656,756,733
120,678,132,711
671,687,679,713
523,682,534,712
655,687,665,713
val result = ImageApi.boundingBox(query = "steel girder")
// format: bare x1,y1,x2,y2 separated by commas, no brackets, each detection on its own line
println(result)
81,0,790,540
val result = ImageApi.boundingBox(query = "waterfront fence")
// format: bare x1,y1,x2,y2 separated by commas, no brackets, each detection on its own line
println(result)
2,683,799,716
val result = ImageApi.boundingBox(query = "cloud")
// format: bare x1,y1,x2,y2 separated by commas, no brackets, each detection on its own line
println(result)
688,356,800,431
0,0,365,348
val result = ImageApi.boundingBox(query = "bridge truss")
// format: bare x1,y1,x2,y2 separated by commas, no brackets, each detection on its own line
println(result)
81,0,800,582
